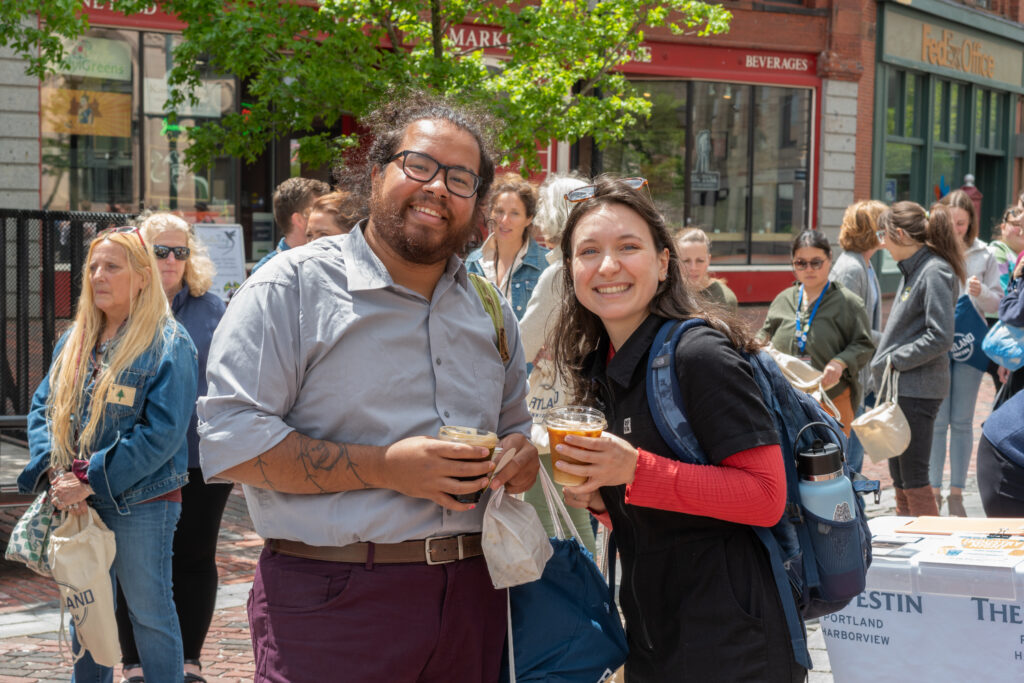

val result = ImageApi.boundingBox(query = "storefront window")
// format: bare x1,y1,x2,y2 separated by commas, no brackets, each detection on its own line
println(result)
750,86,810,262
142,33,236,223
883,143,916,203
39,28,238,224
40,29,139,212
689,82,751,263
601,81,688,226
601,79,812,266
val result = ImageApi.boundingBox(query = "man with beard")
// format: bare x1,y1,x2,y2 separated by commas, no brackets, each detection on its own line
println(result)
198,93,538,682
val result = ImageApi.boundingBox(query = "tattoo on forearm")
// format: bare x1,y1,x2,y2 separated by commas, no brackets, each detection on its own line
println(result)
341,443,369,489
296,436,369,491
253,454,274,489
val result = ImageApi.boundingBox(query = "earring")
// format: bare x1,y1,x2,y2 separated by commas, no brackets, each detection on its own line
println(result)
659,272,667,281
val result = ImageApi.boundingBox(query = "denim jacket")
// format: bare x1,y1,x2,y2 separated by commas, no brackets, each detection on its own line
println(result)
465,238,549,319
19,319,198,514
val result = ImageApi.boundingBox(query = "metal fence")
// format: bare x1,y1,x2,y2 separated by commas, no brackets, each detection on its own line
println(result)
1,209,135,416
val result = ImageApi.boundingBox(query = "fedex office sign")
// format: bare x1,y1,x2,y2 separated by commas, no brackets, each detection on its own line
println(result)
744,55,810,72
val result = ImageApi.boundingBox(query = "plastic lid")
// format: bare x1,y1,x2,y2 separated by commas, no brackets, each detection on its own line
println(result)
796,439,844,479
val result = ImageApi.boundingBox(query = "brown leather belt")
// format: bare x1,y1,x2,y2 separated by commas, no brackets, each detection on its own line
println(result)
266,533,483,565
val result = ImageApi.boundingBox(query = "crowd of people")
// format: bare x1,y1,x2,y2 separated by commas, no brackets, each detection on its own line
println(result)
15,89,1024,682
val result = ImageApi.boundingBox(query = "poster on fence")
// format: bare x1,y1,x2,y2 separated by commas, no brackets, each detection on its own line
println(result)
193,224,245,302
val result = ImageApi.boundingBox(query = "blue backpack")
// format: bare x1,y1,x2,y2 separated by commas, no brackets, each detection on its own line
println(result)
645,319,879,670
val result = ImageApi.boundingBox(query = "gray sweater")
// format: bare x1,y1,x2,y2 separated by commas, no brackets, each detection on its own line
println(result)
870,247,957,399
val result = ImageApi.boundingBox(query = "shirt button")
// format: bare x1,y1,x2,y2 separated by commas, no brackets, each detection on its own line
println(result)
516,305,522,311
436,357,442,366
444,410,450,418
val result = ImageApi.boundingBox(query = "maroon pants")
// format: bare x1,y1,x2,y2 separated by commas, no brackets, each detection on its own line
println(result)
248,546,507,682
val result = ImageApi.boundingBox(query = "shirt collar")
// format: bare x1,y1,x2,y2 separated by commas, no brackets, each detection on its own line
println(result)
276,237,290,252
897,246,931,279
170,283,192,312
585,313,666,388
343,220,468,293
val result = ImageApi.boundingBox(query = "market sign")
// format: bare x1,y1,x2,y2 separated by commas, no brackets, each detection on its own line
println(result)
61,36,132,82
883,5,1023,90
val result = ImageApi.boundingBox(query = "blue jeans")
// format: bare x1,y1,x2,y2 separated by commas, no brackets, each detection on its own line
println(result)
72,499,182,683
929,361,985,490
845,392,874,474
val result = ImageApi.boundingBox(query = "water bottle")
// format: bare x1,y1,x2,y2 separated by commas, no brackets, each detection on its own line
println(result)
796,429,857,523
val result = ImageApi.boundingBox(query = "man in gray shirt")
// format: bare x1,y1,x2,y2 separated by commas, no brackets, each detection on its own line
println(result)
198,93,538,681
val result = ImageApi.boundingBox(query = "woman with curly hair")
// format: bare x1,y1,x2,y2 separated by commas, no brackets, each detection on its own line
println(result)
466,173,549,319
114,213,227,683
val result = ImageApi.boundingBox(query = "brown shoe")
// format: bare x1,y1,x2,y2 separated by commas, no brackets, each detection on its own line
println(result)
905,485,940,517
947,492,967,517
894,487,910,516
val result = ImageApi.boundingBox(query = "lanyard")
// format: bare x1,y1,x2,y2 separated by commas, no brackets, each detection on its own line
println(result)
795,281,829,355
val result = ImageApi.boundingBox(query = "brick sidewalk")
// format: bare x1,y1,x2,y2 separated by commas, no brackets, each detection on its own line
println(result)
0,489,261,681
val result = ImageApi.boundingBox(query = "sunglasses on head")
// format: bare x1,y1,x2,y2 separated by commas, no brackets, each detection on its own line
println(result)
99,225,144,248
792,257,826,271
564,177,648,203
152,244,191,260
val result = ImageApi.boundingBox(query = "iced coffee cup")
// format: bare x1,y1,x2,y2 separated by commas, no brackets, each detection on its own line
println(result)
544,406,607,486
438,426,499,504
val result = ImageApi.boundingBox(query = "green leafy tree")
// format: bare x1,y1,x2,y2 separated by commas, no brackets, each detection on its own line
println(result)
2,0,730,171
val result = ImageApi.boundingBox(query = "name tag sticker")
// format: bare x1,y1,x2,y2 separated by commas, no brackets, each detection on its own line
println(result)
108,384,136,407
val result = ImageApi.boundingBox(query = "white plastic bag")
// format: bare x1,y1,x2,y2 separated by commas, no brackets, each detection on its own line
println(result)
481,448,553,589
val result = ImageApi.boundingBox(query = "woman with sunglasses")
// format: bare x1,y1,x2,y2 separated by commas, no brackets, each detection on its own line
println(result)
871,202,964,517
551,176,803,682
761,230,875,436
466,173,548,320
927,190,1002,516
18,226,198,681
110,214,227,683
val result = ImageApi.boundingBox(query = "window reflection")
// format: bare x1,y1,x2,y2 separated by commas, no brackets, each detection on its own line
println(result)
40,29,139,212
602,80,812,266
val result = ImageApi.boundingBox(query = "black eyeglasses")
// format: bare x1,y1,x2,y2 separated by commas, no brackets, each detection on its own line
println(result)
564,177,648,203
386,150,482,198
99,225,144,247
792,258,827,271
153,244,191,260
1003,207,1024,223
875,229,887,243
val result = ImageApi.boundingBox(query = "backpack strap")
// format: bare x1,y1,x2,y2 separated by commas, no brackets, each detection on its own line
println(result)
645,318,709,465
468,273,510,363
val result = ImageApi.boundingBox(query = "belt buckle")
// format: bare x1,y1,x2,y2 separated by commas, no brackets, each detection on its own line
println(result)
425,535,464,565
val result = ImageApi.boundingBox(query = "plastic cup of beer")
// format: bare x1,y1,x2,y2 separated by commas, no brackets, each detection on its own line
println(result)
545,406,607,486
438,426,499,504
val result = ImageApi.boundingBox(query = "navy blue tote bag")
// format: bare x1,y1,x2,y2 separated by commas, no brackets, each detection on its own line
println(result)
500,467,627,683
951,294,991,371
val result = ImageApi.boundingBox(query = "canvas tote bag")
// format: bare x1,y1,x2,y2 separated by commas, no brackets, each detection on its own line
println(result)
765,344,842,421
851,359,911,463
48,506,120,667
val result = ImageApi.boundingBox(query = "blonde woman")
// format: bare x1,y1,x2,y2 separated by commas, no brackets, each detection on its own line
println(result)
112,214,226,683
18,227,198,681
675,228,738,312
830,199,887,471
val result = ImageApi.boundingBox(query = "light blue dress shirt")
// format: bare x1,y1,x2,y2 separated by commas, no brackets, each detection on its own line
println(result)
198,224,531,546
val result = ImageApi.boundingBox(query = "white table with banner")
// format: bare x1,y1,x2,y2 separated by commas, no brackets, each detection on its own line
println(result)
822,516,1024,681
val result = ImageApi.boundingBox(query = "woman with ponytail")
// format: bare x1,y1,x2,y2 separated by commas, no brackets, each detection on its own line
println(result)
18,227,198,681
870,202,964,516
